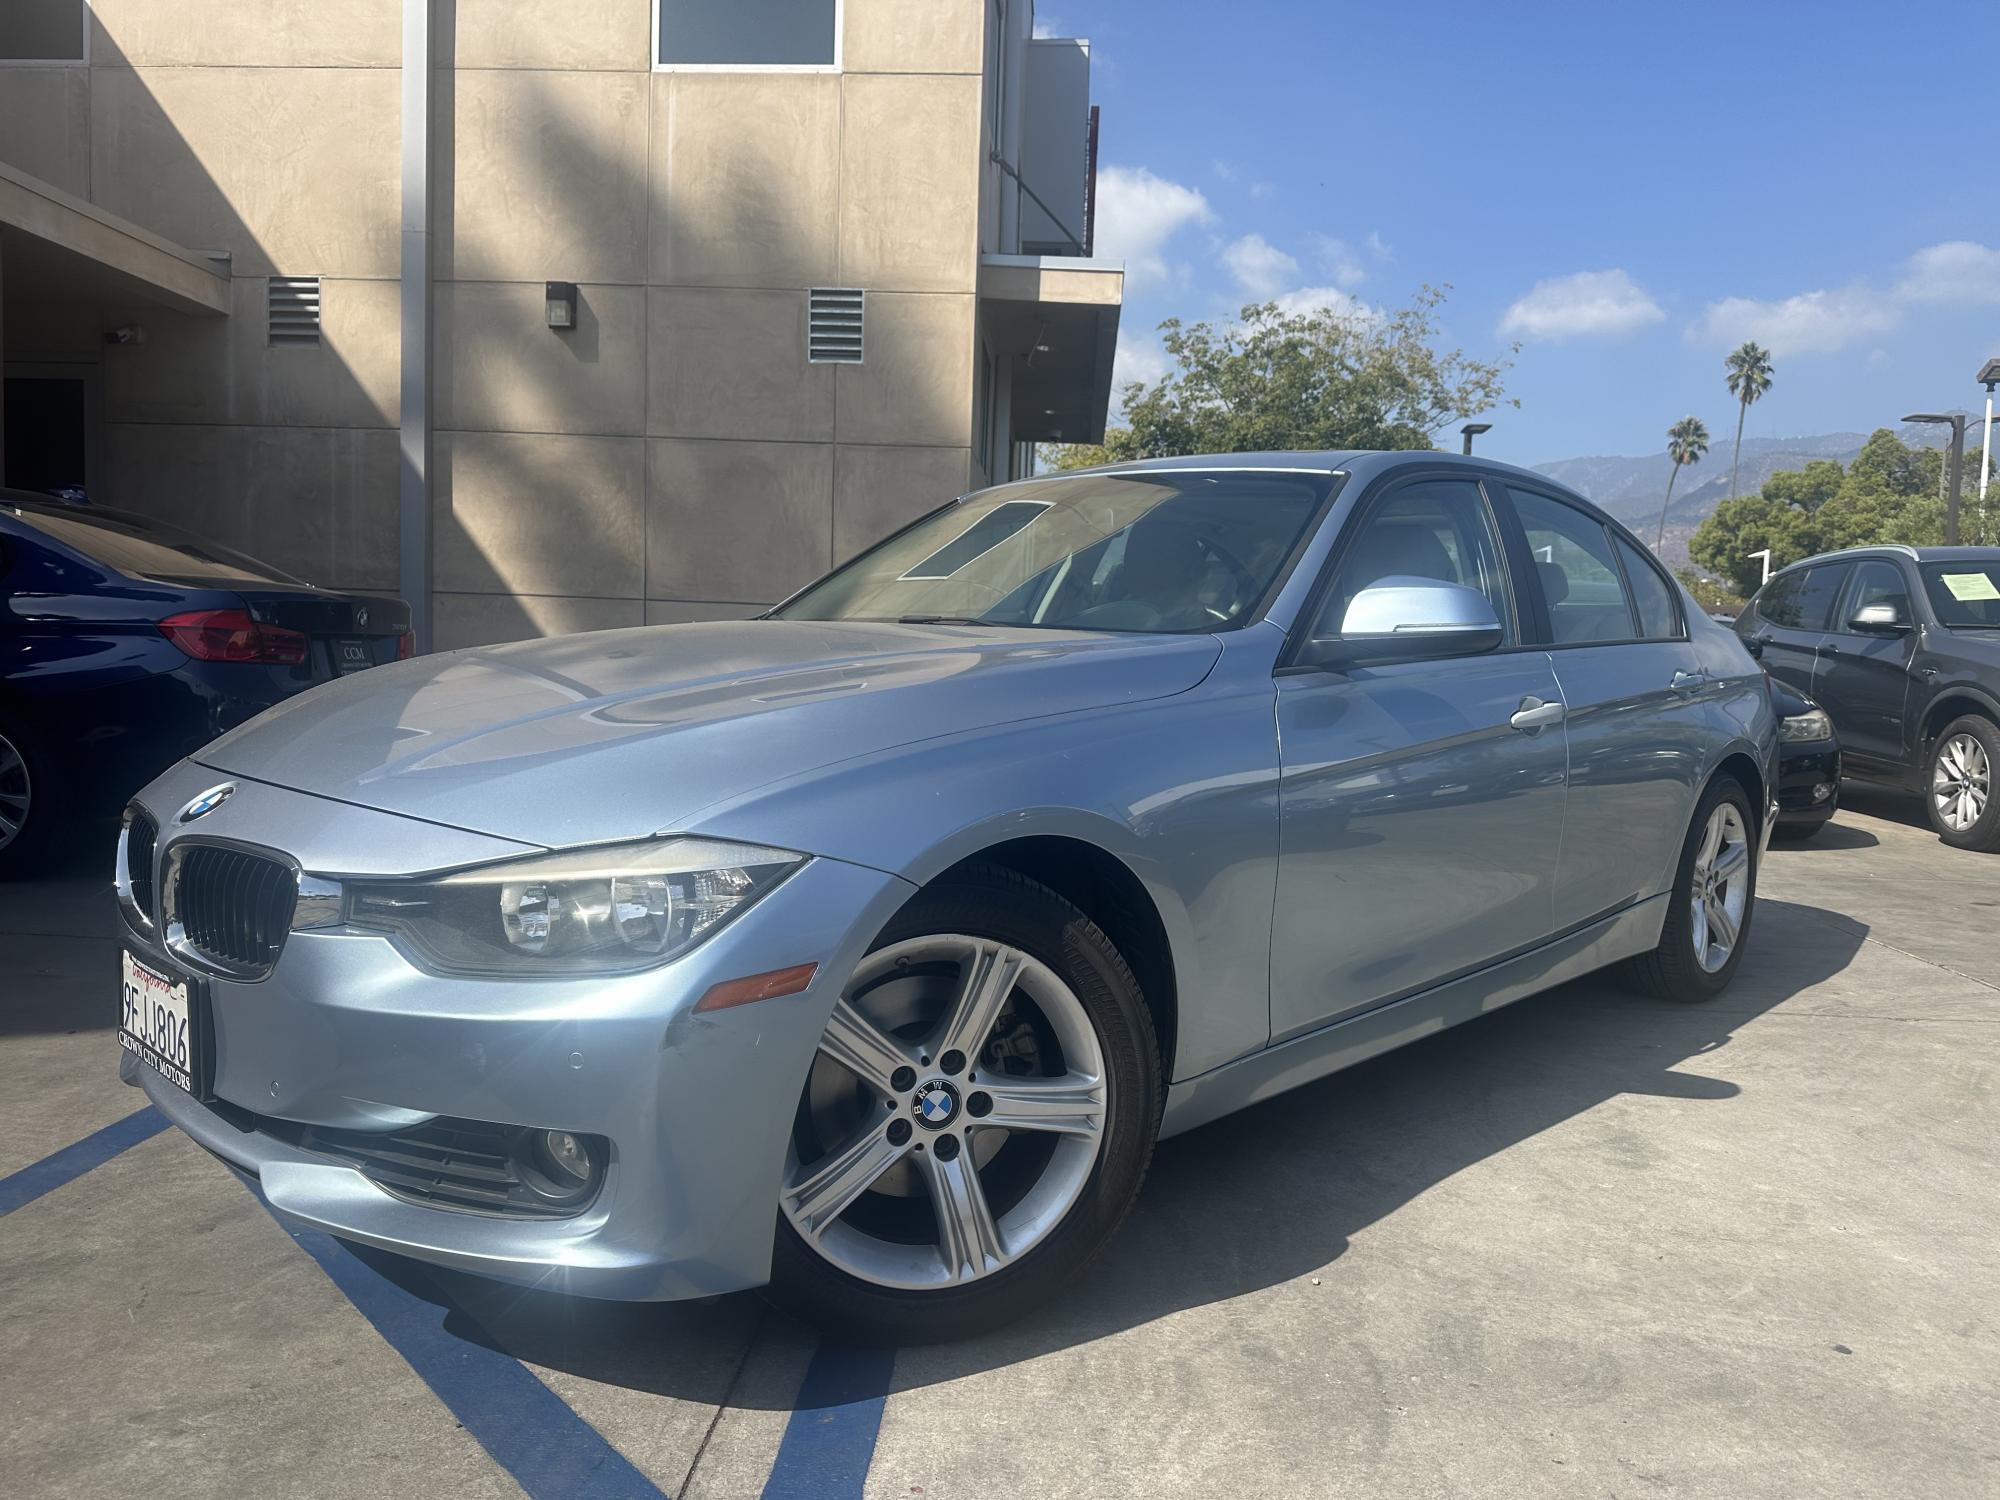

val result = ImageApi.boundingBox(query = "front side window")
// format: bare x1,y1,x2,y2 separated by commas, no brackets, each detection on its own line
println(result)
1613,535,1682,640
1511,490,1632,644
658,0,838,66
775,470,1334,633
1313,479,1514,645
1921,560,2000,629
1839,560,1914,630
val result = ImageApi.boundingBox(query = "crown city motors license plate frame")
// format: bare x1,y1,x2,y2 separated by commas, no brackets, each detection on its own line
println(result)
119,948,212,1099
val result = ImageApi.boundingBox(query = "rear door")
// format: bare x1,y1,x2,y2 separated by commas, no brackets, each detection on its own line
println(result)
1270,472,1568,1039
1501,485,1712,927
1814,557,1916,767
1745,563,1849,693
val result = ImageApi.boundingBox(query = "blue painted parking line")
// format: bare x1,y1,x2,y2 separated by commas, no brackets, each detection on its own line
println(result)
759,1341,896,1500
0,1106,167,1218
246,1183,667,1500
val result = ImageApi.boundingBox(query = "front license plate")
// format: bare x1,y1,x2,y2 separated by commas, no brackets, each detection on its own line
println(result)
332,637,374,674
119,950,204,1096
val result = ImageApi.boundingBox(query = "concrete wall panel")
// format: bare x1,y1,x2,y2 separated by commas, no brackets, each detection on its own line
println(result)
437,281,646,435
0,67,91,195
835,292,974,447
450,69,649,284
102,422,399,591
453,0,653,70
832,442,971,563
838,73,980,293
646,438,833,604
646,287,833,442
843,0,984,75
433,592,643,651
88,1,401,67
435,432,645,598
91,68,399,278
650,73,839,288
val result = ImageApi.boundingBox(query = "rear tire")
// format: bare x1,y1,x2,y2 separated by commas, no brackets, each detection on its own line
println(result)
1924,715,2000,853
1627,774,1758,1003
764,865,1162,1345
0,717,63,880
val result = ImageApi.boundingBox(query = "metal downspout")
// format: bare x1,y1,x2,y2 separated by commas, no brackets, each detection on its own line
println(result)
398,0,434,649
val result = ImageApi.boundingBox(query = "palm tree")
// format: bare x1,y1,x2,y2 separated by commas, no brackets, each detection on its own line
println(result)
1655,416,1711,550
1724,341,1775,498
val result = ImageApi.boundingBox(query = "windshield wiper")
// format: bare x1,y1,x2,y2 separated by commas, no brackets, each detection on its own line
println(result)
897,614,998,626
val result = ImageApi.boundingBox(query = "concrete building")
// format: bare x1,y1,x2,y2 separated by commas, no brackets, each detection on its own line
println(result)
0,1,1120,648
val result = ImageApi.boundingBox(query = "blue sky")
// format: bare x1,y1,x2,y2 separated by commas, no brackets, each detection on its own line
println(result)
1045,0,2000,467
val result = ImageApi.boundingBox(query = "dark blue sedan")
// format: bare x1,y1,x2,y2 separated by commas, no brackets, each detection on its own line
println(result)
0,490,410,874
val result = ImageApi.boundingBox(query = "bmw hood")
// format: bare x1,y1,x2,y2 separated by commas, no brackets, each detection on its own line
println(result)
191,619,1222,853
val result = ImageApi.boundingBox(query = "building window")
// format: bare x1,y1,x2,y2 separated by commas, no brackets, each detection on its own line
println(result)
656,0,840,69
1,0,87,62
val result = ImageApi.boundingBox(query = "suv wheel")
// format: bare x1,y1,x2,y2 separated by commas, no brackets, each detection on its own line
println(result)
1926,715,2000,852
0,719,60,879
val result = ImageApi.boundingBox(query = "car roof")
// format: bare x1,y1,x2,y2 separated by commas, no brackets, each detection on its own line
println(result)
1770,544,2000,578
1008,449,1606,509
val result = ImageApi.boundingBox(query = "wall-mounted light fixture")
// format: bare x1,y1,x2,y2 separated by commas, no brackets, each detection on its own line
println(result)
545,281,578,331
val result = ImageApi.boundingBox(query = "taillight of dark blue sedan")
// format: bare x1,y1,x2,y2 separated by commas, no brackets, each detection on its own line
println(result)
0,490,409,874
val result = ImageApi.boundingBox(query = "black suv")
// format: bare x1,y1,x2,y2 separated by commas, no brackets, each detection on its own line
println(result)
1737,546,2000,850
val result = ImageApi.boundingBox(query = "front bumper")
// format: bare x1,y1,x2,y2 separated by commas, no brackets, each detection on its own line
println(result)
1776,741,1841,825
120,766,914,1301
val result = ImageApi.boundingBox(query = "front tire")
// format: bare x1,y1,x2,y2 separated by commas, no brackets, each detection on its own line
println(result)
765,865,1162,1345
0,718,62,880
1925,715,2000,852
1627,774,1758,1003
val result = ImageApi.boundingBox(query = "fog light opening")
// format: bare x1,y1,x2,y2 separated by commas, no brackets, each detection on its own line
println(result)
515,1128,605,1207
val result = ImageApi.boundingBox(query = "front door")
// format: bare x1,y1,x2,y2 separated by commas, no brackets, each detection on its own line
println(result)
1814,558,1917,769
1748,562,1851,695
1270,475,1568,1041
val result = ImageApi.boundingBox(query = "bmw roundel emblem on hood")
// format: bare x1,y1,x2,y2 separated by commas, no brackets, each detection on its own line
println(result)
178,783,237,823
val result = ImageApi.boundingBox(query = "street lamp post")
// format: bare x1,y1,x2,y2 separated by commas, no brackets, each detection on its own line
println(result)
1748,548,1773,586
1905,412,1969,545
1460,422,1492,455
1979,359,2000,536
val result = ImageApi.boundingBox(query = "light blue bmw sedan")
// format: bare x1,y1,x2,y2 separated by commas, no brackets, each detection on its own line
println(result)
116,451,1777,1342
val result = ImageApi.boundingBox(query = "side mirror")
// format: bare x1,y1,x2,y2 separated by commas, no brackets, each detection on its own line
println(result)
1848,602,1909,634
1302,576,1505,668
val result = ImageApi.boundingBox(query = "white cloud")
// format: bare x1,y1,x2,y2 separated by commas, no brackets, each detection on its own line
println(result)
1111,331,1172,407
1248,180,1277,200
1365,230,1393,262
1894,241,2000,305
1308,235,1368,288
1498,269,1666,341
1267,285,1378,322
1220,233,1300,298
1686,286,1897,355
1091,165,1213,290
1032,13,1063,39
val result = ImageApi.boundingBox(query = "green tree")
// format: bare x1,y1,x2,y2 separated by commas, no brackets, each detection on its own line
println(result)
1762,458,1843,513
1688,494,1820,597
1654,416,1710,551
1723,341,1775,498
1041,287,1513,468
1673,567,1746,617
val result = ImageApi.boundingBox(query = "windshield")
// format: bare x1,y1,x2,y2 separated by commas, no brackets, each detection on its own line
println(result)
12,503,309,587
1920,561,2000,628
775,470,1336,632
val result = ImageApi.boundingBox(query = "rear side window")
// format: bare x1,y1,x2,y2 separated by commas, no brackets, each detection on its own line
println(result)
1754,571,1804,626
1613,535,1681,639
1511,490,1634,644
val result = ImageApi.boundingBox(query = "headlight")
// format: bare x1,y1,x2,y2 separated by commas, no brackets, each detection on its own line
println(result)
345,837,804,976
1779,709,1833,743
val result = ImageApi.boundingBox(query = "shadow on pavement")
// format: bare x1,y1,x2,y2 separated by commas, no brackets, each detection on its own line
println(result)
1835,781,1931,833
1773,819,1878,851
363,895,1864,1402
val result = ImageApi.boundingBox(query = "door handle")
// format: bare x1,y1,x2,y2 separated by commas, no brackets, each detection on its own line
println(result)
1510,696,1564,733
1820,643,1841,656
1671,668,1710,691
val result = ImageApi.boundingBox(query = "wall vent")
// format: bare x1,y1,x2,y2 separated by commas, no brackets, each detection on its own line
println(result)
808,288,864,364
268,277,322,346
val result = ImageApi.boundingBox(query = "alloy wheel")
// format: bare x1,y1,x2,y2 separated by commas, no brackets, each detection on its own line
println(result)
781,934,1108,1291
1932,732,1991,833
1688,802,1750,974
0,732,31,852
